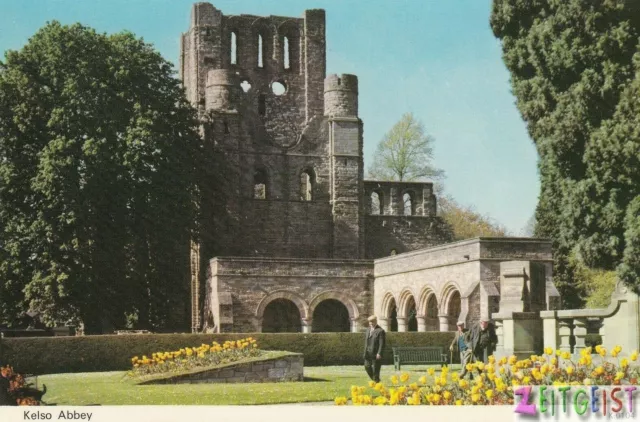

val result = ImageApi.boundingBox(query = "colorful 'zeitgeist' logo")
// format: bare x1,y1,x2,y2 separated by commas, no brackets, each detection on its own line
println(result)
514,385,637,417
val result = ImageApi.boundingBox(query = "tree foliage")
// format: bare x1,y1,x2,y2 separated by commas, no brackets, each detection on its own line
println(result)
439,195,509,240
491,0,640,301
0,22,203,332
368,113,444,182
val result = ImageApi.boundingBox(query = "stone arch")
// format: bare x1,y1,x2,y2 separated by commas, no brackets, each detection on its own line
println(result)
380,291,398,332
251,18,276,68
398,289,419,332
299,167,315,201
255,290,309,320
440,282,462,330
309,291,359,321
418,286,439,331
370,190,384,215
309,291,357,333
402,189,416,216
277,20,302,72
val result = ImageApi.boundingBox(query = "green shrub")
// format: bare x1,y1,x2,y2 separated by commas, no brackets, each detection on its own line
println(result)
0,332,455,375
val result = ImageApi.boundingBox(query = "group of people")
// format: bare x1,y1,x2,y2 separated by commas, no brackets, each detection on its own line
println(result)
363,315,497,383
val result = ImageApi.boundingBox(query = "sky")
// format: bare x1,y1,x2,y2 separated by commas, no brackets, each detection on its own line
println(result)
0,0,540,235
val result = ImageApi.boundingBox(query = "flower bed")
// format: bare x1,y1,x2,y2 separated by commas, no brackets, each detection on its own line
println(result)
1,365,46,406
334,346,640,406
128,337,261,378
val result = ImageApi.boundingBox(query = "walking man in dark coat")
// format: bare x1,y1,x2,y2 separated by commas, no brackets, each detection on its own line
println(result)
468,318,498,364
363,315,386,383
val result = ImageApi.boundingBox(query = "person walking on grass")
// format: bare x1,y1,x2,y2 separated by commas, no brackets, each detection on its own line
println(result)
449,321,472,378
363,315,386,383
468,317,497,365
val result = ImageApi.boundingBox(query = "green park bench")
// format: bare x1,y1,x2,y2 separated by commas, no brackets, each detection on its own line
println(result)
392,346,448,371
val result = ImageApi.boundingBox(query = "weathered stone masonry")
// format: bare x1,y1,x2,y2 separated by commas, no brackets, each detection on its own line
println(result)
181,3,561,335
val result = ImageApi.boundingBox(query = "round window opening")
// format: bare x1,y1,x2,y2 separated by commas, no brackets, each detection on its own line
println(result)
240,80,252,93
271,81,286,96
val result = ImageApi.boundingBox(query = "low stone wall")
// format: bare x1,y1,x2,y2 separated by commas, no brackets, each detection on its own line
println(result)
142,354,304,384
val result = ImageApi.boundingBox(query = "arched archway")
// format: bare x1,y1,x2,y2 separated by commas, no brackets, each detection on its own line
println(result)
406,296,417,332
381,292,398,332
441,283,462,331
309,291,359,332
262,299,301,333
398,289,418,332
418,287,439,331
311,299,350,332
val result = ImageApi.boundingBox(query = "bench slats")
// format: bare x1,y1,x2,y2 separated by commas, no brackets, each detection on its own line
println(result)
391,347,447,370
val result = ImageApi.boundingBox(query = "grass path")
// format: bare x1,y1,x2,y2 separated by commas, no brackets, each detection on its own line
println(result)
33,364,462,406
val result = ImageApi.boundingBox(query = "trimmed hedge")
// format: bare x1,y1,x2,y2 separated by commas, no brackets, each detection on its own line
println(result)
0,332,456,375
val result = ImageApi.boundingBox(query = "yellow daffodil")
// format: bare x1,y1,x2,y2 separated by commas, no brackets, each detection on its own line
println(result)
400,373,410,383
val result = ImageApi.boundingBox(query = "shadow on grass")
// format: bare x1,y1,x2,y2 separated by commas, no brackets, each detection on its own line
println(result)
303,377,331,382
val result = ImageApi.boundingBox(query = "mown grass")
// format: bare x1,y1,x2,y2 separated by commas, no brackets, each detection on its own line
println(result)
32,364,462,405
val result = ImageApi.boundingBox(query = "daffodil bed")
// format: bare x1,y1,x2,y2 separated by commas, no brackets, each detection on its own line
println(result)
334,346,640,406
128,337,262,381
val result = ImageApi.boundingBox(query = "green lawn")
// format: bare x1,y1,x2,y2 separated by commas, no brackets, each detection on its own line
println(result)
32,364,462,405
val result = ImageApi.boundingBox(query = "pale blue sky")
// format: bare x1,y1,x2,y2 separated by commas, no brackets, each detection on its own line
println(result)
0,0,540,234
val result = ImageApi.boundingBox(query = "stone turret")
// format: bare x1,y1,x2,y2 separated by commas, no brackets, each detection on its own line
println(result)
324,74,358,117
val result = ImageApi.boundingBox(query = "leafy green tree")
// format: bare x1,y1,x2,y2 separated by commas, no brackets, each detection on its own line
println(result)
490,0,640,303
0,22,202,332
439,196,509,240
368,113,445,182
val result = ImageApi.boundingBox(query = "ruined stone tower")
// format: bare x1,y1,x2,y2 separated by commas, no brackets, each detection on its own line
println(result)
179,4,555,336
181,3,365,261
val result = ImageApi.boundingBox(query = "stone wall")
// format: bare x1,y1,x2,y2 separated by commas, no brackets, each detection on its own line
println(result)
373,238,556,332
206,257,374,333
365,215,454,259
144,354,303,384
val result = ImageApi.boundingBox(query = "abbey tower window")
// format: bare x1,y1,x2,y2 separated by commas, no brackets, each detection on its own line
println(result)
283,36,290,70
258,94,266,116
230,31,237,65
253,169,268,199
403,191,415,216
370,191,383,215
300,169,314,201
258,34,264,68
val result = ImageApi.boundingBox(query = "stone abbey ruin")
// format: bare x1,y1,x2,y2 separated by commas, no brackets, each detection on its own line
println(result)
182,2,563,346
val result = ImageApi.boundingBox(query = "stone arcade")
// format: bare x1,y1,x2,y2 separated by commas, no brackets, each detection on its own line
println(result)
182,3,562,338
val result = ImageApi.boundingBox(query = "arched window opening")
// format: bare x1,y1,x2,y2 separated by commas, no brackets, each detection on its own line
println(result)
311,299,350,332
426,294,439,331
448,291,461,321
389,302,398,332
258,94,266,116
230,31,237,65
258,34,264,68
262,299,301,333
300,170,313,201
283,36,290,70
406,296,418,332
253,169,267,199
403,192,414,216
223,120,230,134
371,192,383,215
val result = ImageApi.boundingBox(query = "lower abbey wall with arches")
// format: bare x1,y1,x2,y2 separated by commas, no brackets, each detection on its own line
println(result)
203,238,559,334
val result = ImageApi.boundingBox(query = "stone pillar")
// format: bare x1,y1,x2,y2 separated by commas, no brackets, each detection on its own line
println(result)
351,318,359,333
416,316,426,332
597,319,605,347
301,318,312,334
558,320,572,353
494,319,504,357
378,318,389,332
397,317,407,332
438,315,450,332
541,312,559,351
573,318,588,355
389,187,399,215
